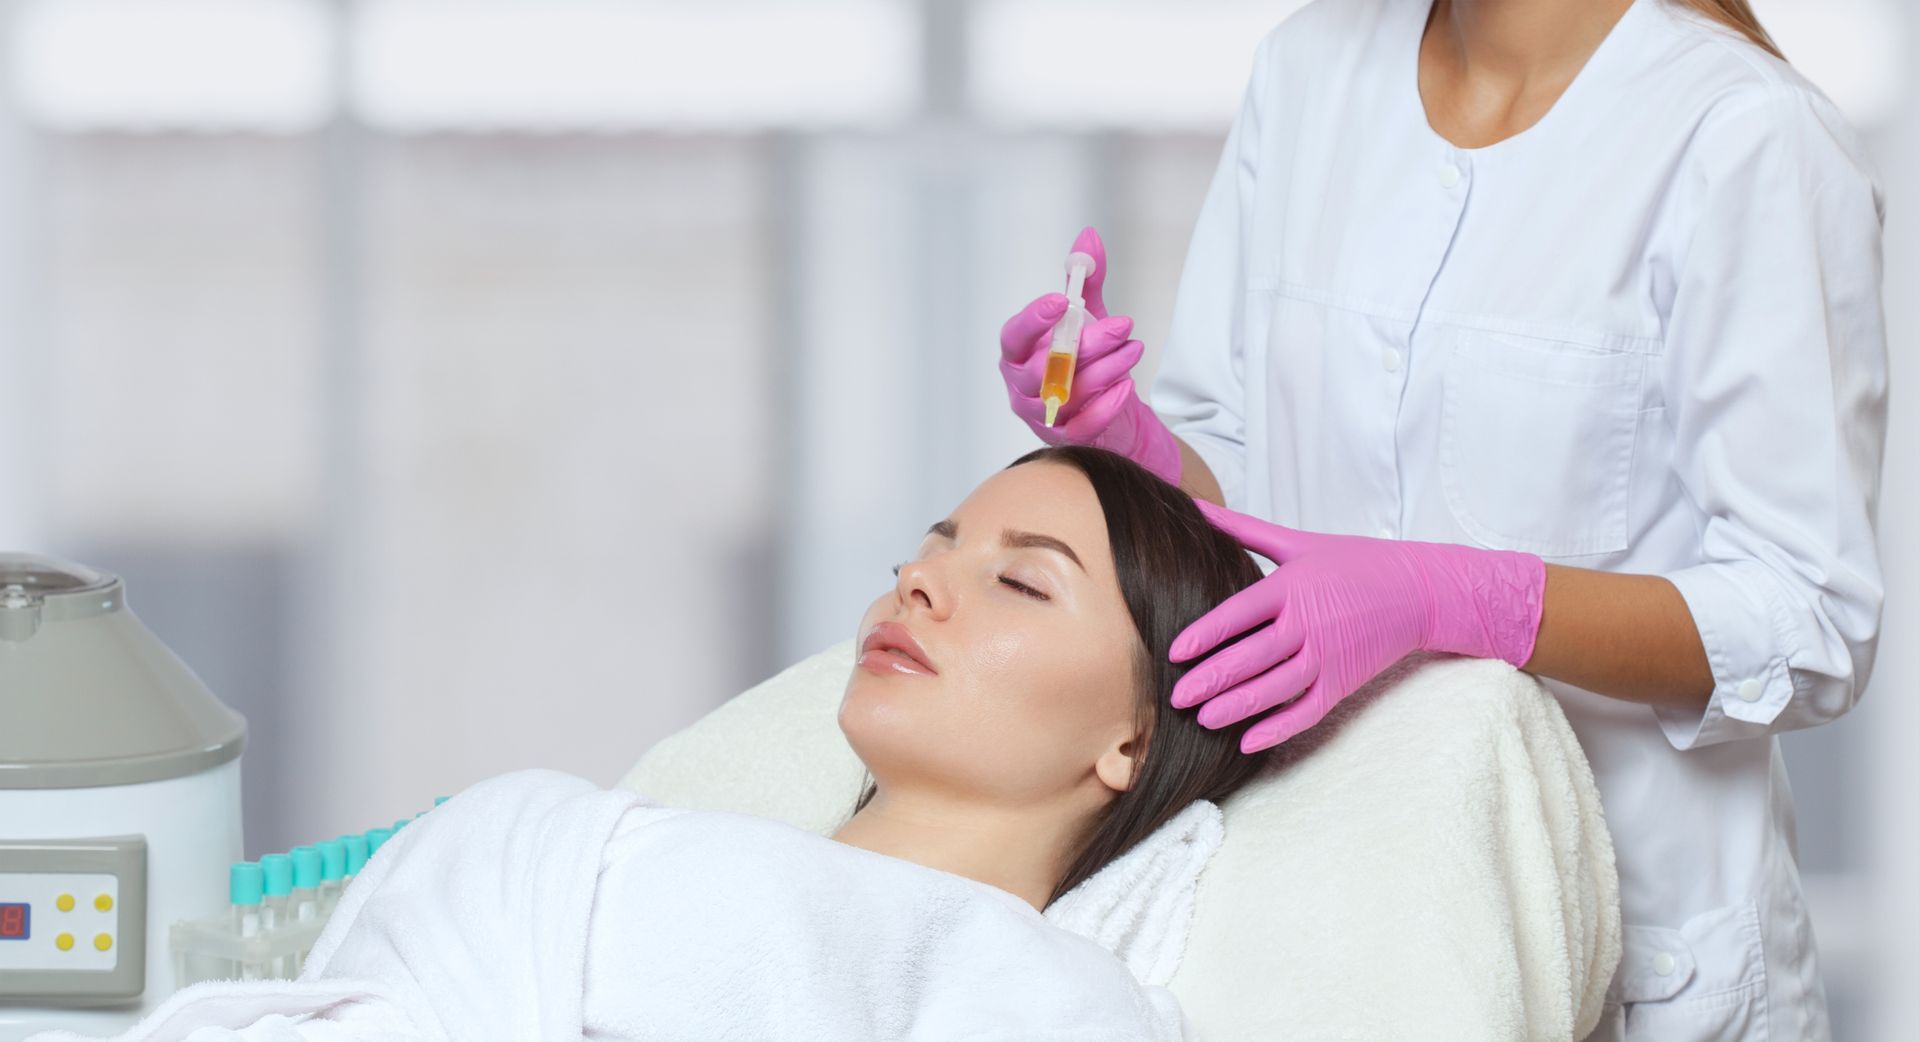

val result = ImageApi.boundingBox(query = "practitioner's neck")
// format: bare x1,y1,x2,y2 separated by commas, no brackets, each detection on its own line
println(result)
829,788,1083,913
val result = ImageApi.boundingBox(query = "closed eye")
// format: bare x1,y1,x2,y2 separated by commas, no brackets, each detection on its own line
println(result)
998,576,1048,601
892,562,1050,602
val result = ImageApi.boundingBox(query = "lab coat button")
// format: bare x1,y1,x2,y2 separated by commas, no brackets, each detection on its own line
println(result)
1439,162,1462,188
1383,347,1403,371
1736,678,1763,702
1652,952,1676,976
1375,526,1394,540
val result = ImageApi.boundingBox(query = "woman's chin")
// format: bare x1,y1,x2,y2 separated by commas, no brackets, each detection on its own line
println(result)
839,679,935,759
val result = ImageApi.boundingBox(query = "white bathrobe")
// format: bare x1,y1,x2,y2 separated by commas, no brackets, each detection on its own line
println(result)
584,797,1194,1039
28,769,1196,1042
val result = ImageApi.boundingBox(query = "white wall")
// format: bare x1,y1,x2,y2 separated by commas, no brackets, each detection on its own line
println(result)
1859,4,1920,1032
0,8,42,552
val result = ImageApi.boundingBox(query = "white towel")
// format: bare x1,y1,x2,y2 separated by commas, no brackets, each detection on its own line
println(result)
1042,800,1224,988
27,768,636,1042
581,801,1198,1040
27,769,1200,1041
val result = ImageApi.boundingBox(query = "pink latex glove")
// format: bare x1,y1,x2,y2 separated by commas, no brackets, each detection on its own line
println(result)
999,226,1184,487
1170,498,1547,754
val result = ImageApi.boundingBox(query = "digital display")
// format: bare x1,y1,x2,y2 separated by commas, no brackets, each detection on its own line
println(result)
0,903,26,940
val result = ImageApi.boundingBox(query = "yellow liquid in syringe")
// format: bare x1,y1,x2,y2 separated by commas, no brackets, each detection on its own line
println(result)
1041,351,1078,426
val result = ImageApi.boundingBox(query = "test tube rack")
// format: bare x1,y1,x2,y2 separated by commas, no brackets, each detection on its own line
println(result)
169,911,328,985
167,799,445,985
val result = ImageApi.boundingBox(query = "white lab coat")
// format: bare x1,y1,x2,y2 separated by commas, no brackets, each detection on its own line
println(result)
1147,0,1888,1038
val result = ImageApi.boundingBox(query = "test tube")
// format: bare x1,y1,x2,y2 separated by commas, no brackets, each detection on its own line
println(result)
366,827,394,856
290,847,322,922
1041,251,1098,428
340,833,369,887
289,846,322,976
259,854,293,978
229,862,264,980
316,839,346,916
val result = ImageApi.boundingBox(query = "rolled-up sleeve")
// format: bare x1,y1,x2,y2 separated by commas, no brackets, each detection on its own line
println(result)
1146,31,1276,514
1654,85,1889,751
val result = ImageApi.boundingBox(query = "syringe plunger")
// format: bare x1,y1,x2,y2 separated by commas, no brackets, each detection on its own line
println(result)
1063,251,1094,303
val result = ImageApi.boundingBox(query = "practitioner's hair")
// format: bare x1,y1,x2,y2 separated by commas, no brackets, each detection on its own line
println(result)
851,444,1271,909
1674,0,1785,62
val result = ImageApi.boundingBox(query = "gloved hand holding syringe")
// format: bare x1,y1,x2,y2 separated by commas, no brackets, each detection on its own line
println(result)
998,226,1186,486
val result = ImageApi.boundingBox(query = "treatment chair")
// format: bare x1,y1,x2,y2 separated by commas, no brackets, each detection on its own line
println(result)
620,642,1621,1040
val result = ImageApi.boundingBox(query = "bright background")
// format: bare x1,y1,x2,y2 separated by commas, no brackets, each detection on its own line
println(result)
0,0,1911,1034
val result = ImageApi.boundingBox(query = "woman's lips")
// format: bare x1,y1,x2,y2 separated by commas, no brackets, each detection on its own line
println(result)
859,621,937,676
858,648,936,677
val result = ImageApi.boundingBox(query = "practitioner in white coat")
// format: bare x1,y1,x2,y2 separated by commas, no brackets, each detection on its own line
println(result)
996,0,1888,1038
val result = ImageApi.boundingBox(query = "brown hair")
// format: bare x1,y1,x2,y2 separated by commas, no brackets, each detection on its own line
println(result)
850,444,1272,909
1673,0,1785,62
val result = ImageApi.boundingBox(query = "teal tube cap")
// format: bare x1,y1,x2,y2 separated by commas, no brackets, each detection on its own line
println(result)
340,834,369,875
393,818,411,832
366,827,394,854
261,853,293,897
291,846,322,889
317,839,346,881
229,862,264,906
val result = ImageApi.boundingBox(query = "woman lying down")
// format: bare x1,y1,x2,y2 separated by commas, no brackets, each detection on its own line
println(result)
32,445,1274,1042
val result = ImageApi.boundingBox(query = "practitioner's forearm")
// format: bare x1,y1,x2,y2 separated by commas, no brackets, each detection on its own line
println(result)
1520,565,1715,708
1168,421,1710,706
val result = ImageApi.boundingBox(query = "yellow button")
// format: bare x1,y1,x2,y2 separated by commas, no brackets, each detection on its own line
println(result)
93,933,112,951
55,894,74,912
94,894,113,912
55,932,74,951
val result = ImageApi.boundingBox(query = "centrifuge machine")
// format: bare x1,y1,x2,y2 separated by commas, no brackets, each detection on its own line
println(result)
0,553,245,1040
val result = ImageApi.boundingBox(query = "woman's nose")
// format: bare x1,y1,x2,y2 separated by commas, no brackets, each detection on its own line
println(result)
895,558,946,616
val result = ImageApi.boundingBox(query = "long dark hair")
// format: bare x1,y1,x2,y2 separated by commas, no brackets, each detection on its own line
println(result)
850,444,1271,909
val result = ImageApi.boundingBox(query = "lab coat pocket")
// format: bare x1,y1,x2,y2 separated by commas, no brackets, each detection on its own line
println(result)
1617,902,1770,1042
1439,330,1643,557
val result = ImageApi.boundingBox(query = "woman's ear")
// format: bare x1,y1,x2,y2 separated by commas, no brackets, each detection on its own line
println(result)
1092,733,1143,794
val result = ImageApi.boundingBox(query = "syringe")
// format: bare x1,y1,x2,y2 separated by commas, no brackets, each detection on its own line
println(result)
1041,251,1098,427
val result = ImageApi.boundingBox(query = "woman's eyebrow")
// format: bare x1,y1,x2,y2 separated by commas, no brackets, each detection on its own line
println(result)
925,518,1084,573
